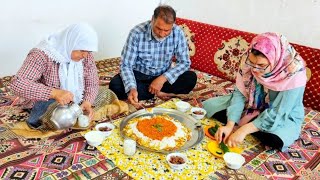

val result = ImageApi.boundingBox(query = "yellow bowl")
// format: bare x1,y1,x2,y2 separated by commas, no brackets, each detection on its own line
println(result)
207,140,243,158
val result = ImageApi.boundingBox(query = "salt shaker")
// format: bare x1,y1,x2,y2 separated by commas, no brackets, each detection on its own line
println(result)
123,138,136,156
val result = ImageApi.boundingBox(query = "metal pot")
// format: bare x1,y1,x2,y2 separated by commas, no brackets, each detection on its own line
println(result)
50,103,83,130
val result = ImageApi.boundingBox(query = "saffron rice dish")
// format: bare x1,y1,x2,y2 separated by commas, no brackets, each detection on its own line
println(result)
123,114,192,151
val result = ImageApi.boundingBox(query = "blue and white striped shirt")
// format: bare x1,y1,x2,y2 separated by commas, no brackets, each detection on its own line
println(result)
120,21,191,93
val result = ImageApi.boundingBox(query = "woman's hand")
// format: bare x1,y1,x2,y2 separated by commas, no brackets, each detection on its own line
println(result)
226,128,247,147
215,121,235,143
50,88,74,105
226,122,259,147
80,101,94,119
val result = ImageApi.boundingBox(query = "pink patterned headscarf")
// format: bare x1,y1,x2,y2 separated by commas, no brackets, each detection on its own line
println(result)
236,32,307,109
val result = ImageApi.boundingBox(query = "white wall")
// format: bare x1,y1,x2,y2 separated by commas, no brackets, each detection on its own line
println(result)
166,0,320,48
0,0,159,77
1,0,319,77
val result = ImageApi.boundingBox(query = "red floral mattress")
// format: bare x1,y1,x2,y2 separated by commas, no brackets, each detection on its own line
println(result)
176,17,320,111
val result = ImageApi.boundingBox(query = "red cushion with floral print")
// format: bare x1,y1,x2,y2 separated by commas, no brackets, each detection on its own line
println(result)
291,44,320,111
176,17,320,111
176,18,256,81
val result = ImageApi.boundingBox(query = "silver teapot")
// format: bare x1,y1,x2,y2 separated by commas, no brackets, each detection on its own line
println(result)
50,103,83,130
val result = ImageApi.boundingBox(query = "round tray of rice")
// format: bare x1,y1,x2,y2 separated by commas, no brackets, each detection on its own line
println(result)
120,107,204,154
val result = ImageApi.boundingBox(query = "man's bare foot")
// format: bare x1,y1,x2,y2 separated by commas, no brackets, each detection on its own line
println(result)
156,92,191,100
156,91,175,99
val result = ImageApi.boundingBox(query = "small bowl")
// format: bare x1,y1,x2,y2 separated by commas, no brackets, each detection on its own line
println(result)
84,131,105,147
223,152,245,170
166,153,188,170
77,114,90,128
175,101,191,112
95,122,115,137
190,107,207,120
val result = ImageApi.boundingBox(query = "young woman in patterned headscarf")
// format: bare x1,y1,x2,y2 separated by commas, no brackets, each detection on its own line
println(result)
11,23,99,128
203,32,307,151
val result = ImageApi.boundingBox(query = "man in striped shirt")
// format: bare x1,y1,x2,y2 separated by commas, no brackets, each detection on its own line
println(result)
109,5,197,107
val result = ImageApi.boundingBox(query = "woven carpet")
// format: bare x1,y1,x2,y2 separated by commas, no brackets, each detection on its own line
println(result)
0,58,319,179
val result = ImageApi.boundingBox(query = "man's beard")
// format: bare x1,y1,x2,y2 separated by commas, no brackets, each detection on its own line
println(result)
152,29,167,42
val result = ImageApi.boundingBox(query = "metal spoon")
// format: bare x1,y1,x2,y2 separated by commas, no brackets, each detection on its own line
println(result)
138,103,147,111
195,122,202,130
138,104,154,116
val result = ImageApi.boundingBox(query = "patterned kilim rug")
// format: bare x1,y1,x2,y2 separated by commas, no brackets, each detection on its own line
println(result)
0,58,319,179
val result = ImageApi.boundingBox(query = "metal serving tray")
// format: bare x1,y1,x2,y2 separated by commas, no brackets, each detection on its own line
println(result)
119,107,204,154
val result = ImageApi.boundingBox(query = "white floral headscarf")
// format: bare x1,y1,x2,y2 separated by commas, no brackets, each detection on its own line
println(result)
35,23,98,104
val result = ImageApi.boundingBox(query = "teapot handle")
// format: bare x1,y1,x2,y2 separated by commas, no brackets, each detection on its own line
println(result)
67,102,83,117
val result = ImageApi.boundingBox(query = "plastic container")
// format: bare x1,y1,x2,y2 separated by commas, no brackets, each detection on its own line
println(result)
123,138,136,156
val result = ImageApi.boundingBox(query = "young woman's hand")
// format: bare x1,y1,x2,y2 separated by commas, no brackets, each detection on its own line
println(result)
80,101,94,119
215,120,235,143
226,122,259,147
226,128,247,147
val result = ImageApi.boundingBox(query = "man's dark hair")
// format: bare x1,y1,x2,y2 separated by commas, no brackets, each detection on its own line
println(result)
153,5,176,24
251,48,266,58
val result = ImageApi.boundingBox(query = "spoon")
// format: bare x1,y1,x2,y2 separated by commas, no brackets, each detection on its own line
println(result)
195,122,202,130
138,104,154,116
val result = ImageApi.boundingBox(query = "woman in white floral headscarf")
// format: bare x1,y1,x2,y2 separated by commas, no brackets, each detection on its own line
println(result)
11,23,99,128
